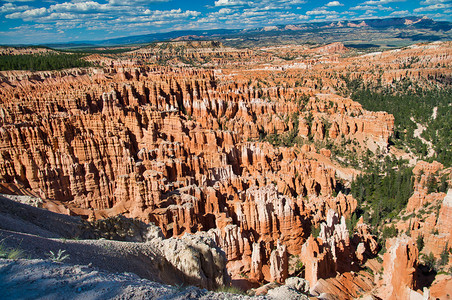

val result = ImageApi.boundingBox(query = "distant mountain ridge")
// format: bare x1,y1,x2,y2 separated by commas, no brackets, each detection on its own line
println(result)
39,16,452,48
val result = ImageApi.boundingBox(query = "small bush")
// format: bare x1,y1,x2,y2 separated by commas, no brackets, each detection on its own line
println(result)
47,249,70,263
215,285,245,295
0,243,8,258
0,241,24,260
311,224,321,238
423,252,437,272
7,249,24,260
381,225,398,240
439,245,450,266
417,235,424,252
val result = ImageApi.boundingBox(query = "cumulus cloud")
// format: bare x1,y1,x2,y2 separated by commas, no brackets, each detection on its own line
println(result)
108,0,169,6
143,8,200,18
414,3,452,12
7,7,47,19
351,4,393,11
285,0,306,4
5,0,200,23
218,8,234,14
214,0,247,6
4,0,202,39
0,3,30,13
306,8,337,15
326,1,343,7
363,0,404,4
390,10,409,16
420,0,448,4
49,1,110,13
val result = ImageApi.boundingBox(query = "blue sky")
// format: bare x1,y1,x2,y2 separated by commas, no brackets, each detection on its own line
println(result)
0,0,451,44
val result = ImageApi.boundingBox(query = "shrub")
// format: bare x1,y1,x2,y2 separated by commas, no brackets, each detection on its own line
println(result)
7,249,24,260
423,252,437,272
381,225,398,240
47,249,70,263
215,285,245,295
0,241,24,260
439,245,450,266
417,235,424,251
345,213,358,237
311,224,321,238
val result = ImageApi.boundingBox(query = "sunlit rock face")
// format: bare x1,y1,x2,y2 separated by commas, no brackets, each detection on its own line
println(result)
1,41,451,297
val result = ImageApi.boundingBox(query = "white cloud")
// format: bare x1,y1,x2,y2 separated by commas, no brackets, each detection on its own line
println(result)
414,3,452,12
363,0,404,4
351,4,393,11
50,2,109,13
218,8,233,14
214,0,247,6
285,0,306,4
108,0,169,6
7,7,46,19
0,3,30,13
420,0,448,4
4,0,202,33
306,8,337,15
326,1,343,7
390,10,409,16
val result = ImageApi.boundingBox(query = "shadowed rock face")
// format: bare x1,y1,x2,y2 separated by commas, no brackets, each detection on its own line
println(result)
1,41,451,297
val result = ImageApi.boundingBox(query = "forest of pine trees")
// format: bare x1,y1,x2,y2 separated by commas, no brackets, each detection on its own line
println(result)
350,84,452,167
351,158,414,228
0,53,92,71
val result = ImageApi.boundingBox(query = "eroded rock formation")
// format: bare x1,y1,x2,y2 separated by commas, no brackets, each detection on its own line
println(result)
0,63,387,281
300,209,379,292
1,41,451,297
382,236,419,300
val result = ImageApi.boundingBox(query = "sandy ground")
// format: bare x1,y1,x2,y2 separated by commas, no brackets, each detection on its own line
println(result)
0,195,267,299
0,258,255,300
410,116,435,158
0,194,177,283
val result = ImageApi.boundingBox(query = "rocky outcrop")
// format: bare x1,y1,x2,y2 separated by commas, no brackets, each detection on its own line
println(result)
353,219,379,263
407,161,445,212
311,272,375,299
266,285,309,300
300,210,379,295
402,161,451,262
382,236,419,300
429,274,452,300
269,240,288,283
154,232,230,290
284,277,310,294
437,189,452,247
300,236,335,289
250,242,264,281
